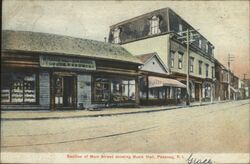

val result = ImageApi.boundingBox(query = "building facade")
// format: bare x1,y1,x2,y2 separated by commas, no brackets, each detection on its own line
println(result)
1,30,142,110
214,59,229,101
108,8,215,103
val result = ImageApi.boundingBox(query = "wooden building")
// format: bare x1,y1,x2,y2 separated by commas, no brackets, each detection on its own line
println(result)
108,8,215,103
1,30,142,110
136,52,186,105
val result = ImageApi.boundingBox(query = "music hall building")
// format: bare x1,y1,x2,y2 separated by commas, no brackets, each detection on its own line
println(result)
1,30,142,110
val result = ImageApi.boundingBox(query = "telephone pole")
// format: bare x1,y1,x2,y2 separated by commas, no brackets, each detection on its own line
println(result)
177,29,199,106
227,54,234,100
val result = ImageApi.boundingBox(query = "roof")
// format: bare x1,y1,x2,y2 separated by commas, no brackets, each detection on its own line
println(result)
136,52,169,74
136,53,155,63
2,30,142,65
148,76,186,88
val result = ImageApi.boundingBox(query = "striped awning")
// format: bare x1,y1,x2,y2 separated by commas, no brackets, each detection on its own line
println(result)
148,76,186,88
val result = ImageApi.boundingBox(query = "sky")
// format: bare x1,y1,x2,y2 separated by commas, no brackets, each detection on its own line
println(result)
2,0,250,79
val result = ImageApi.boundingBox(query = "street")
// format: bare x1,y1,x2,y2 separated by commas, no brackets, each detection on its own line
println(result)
1,100,249,153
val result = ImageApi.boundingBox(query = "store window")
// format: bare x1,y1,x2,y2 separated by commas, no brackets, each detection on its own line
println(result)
94,78,110,102
178,52,183,69
1,72,37,104
149,16,160,35
94,77,135,103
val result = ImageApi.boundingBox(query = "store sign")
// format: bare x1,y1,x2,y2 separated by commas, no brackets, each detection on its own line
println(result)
40,56,96,70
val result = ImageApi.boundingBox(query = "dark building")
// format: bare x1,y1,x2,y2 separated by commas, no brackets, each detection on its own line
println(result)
214,59,229,100
1,30,142,110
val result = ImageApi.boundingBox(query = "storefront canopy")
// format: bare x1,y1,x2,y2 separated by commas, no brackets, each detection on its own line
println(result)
230,86,240,93
148,76,186,88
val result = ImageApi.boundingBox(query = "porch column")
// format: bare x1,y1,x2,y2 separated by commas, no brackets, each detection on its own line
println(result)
210,83,214,104
135,76,140,106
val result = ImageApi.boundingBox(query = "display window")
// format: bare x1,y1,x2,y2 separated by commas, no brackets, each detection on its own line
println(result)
1,72,37,104
94,77,135,103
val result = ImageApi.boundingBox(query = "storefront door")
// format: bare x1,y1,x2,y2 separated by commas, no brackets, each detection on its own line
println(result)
53,74,76,110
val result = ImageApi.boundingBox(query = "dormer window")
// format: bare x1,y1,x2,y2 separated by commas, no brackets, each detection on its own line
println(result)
178,24,183,36
113,27,120,44
198,39,202,48
205,43,209,53
149,16,160,35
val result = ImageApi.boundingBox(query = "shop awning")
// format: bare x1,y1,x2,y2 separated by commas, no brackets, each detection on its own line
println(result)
148,76,186,88
230,86,239,93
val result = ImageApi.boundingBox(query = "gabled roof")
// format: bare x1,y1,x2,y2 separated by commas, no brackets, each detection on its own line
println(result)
2,30,142,65
136,52,169,74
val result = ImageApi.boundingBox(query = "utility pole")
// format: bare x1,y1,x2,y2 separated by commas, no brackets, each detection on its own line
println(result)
243,73,247,99
227,54,234,100
177,29,199,106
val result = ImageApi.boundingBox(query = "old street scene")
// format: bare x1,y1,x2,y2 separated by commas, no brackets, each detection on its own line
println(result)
1,1,250,163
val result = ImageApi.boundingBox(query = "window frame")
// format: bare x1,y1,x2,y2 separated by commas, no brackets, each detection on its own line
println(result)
199,60,203,75
190,57,194,73
206,64,209,77
170,51,175,68
149,16,160,35
178,52,183,69
113,27,121,44
1,71,39,105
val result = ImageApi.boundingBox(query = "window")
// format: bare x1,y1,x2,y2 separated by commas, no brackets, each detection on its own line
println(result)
190,57,194,73
94,77,135,102
206,64,209,77
179,24,183,35
113,27,120,44
212,67,214,78
94,78,110,102
199,61,203,75
178,52,183,69
1,72,37,104
149,16,160,35
205,43,209,53
170,51,175,68
199,39,202,48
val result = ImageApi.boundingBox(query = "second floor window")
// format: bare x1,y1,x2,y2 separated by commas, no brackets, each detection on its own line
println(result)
170,51,175,68
113,28,120,44
206,64,209,77
178,52,183,69
199,61,202,75
190,57,194,73
212,67,214,78
149,16,160,35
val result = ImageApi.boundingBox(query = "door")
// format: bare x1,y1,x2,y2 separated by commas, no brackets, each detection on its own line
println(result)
53,75,76,109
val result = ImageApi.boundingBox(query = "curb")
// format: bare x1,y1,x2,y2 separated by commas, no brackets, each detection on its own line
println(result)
1,101,231,121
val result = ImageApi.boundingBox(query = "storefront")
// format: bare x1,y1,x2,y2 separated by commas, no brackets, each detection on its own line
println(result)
136,53,186,105
1,30,141,110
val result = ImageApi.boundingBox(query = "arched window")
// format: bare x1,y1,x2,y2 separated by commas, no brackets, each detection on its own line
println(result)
149,16,161,35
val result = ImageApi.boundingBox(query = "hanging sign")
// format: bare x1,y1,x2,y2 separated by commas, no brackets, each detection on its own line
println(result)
40,56,96,70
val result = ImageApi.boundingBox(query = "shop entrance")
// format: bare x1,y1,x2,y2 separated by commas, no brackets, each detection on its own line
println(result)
53,74,76,110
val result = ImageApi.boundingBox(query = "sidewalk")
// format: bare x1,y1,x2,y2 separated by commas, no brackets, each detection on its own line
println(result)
1,100,229,121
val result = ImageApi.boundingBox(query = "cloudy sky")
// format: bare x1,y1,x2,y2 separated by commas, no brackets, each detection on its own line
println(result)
2,0,250,78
